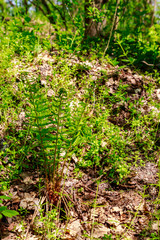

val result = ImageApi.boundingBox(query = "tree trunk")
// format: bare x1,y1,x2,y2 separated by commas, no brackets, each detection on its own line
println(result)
84,0,108,38
84,0,96,38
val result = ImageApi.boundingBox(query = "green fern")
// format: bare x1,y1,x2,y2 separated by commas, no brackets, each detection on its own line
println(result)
24,80,80,205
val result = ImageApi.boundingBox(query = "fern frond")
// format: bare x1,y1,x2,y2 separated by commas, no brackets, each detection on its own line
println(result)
23,81,88,204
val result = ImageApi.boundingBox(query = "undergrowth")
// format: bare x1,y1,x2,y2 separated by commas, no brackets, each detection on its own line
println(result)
0,14,160,240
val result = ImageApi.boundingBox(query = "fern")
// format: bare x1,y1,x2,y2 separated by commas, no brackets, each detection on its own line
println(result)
24,80,79,205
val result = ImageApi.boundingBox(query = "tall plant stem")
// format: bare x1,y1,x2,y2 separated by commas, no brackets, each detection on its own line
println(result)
52,96,62,185
103,0,120,57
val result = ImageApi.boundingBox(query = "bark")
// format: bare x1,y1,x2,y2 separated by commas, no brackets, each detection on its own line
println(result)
84,0,108,38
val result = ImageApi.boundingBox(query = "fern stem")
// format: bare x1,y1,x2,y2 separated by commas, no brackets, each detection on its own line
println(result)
52,95,62,184
28,83,48,180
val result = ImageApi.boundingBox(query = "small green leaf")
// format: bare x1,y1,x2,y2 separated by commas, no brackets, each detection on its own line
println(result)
0,195,11,200
25,16,31,23
2,209,19,218
0,213,3,219
0,206,7,212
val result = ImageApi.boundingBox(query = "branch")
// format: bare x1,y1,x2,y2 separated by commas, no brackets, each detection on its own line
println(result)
47,0,68,30
29,0,47,17
7,0,15,7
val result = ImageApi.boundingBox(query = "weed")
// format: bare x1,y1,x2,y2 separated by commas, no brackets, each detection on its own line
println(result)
0,195,19,219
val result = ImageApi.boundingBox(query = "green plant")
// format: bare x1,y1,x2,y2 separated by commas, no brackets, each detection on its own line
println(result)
0,195,19,219
109,34,160,73
24,83,67,203
23,80,87,206
102,234,113,240
149,232,159,239
18,207,29,217
35,206,61,240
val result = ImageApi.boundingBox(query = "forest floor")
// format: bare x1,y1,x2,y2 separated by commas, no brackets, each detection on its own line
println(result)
0,50,160,240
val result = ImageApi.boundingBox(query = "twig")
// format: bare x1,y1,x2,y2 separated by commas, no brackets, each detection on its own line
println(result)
142,60,160,67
